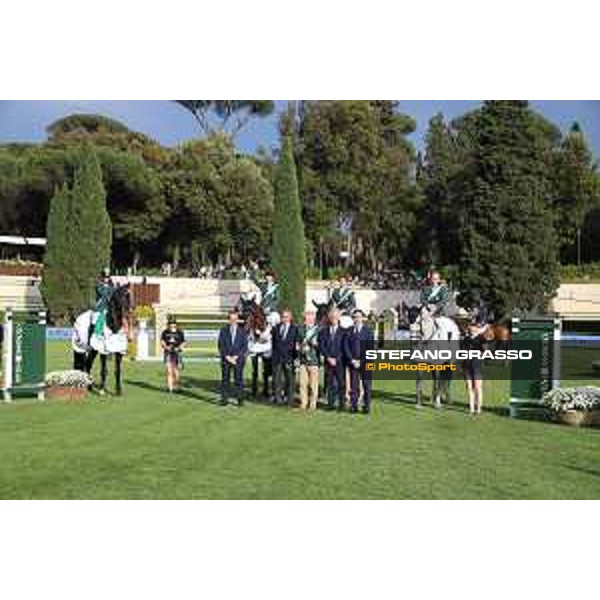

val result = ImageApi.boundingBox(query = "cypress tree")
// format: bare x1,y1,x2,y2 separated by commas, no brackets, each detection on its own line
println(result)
419,113,462,266
70,145,112,310
455,101,559,319
41,183,75,321
272,135,306,321
41,146,112,322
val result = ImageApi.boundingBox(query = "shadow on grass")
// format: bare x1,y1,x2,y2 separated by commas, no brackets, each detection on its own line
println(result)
126,375,305,411
561,464,600,479
372,387,510,418
127,374,511,418
125,377,223,406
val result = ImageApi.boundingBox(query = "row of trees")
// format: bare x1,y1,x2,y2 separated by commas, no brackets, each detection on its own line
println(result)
1,101,599,318
417,102,600,315
37,134,304,323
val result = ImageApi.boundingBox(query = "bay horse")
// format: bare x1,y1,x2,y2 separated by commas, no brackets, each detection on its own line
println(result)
239,296,275,400
72,283,132,395
312,298,336,325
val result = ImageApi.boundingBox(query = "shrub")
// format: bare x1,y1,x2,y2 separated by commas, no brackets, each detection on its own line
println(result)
134,304,154,324
559,262,600,282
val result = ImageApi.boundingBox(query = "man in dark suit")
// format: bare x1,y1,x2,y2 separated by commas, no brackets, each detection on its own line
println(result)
218,309,248,406
345,308,374,414
318,309,347,410
271,309,299,405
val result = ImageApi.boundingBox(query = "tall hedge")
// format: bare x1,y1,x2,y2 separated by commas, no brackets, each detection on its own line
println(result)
272,135,306,321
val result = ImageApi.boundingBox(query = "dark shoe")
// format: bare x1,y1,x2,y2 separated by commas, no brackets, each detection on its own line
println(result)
361,407,370,415
350,406,358,414
219,399,229,406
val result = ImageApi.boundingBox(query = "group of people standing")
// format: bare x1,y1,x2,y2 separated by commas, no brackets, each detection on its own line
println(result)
159,266,490,415
216,271,375,414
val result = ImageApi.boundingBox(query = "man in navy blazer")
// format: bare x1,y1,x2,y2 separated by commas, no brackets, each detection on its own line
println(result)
345,308,375,414
271,309,299,405
318,308,347,410
218,309,248,406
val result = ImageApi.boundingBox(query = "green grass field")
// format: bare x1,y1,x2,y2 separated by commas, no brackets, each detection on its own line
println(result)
0,341,598,499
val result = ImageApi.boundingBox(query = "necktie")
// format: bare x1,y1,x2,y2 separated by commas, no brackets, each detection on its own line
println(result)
231,325,236,344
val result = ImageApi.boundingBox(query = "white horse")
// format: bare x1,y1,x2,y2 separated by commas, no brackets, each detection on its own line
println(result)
72,284,132,395
404,304,461,408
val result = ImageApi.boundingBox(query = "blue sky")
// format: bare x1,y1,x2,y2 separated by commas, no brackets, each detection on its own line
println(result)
1,100,600,157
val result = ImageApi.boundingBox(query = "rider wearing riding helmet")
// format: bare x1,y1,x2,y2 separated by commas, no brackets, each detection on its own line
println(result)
331,275,356,315
95,268,114,311
420,270,449,317
93,268,115,336
251,265,280,315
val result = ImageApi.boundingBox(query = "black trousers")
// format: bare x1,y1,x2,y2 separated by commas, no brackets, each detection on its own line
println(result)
349,366,373,411
221,359,244,403
273,361,296,404
324,361,345,408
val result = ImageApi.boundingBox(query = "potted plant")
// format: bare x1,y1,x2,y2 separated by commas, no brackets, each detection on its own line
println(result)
134,304,154,328
45,370,94,402
541,386,600,427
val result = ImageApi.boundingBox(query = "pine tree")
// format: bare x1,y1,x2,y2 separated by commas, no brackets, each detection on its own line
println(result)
553,122,599,263
272,134,306,321
455,101,559,319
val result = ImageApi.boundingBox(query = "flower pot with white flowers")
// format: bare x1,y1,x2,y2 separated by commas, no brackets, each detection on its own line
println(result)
45,370,94,402
541,386,600,427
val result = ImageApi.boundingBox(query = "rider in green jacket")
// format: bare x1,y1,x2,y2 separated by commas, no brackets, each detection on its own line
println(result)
251,268,280,315
420,270,449,317
93,269,114,335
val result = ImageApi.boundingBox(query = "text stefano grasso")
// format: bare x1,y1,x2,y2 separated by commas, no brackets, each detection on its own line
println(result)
364,349,533,361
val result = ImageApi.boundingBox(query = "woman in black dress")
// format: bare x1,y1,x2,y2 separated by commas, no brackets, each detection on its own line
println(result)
160,317,185,393
462,321,486,414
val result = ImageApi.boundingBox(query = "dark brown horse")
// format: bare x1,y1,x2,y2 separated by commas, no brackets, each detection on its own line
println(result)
238,296,273,399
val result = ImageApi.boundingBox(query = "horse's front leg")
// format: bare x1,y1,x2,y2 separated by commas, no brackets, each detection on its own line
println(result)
433,372,442,409
73,351,86,371
84,349,98,391
263,356,273,399
416,371,423,408
115,353,123,396
442,366,453,405
99,354,108,395
251,354,259,398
